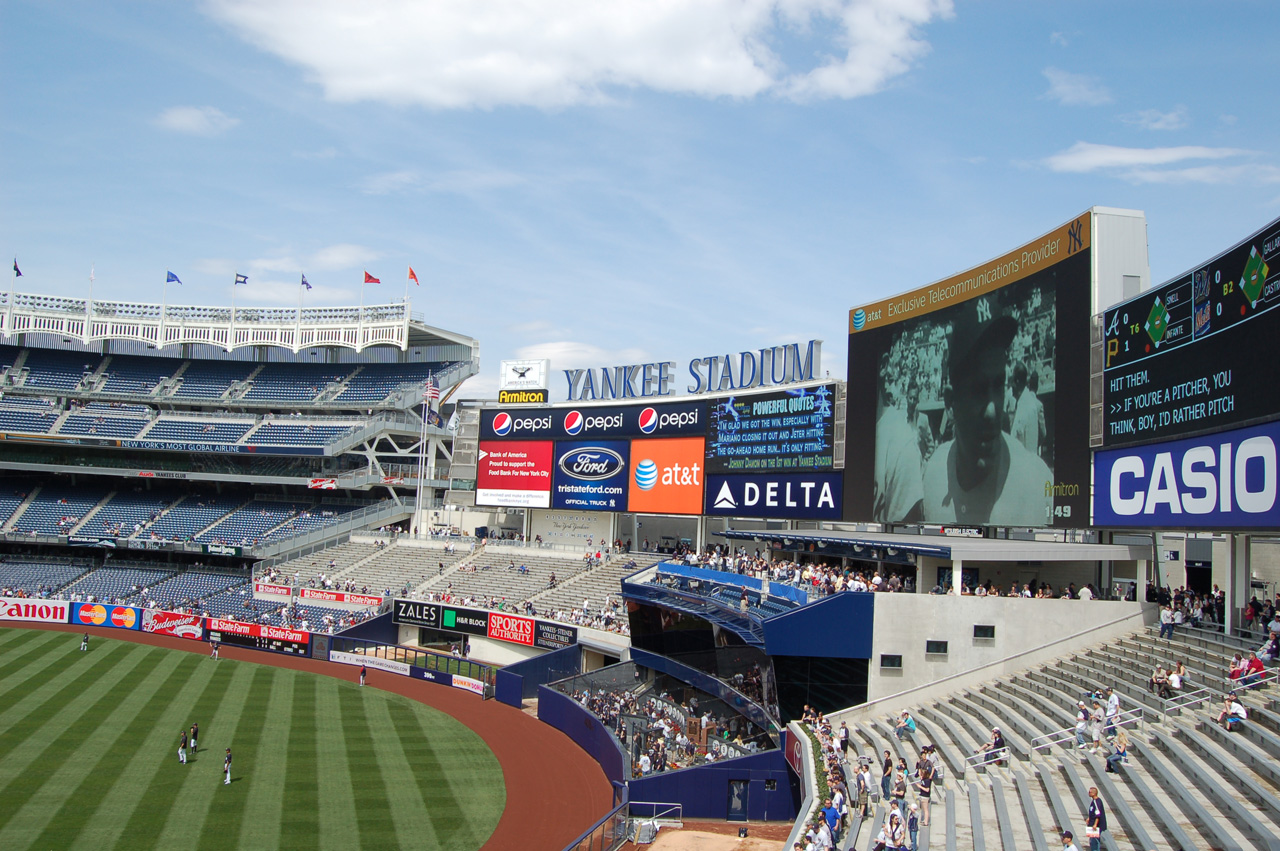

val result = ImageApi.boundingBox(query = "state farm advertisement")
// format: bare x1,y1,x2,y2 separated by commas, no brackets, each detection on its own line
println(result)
255,582,293,599
206,618,310,644
476,440,553,508
143,609,204,640
0,598,69,623
487,611,535,646
299,588,383,608
71,602,141,631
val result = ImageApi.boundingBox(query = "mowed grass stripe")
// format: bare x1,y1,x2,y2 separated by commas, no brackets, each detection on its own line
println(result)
26,652,202,851
0,632,122,724
0,647,189,850
0,640,140,781
232,667,296,849
97,657,237,851
337,683,398,848
362,691,442,849
193,665,276,851
0,642,157,835
0,630,72,699
384,698,477,846
276,673,318,851
312,678,360,851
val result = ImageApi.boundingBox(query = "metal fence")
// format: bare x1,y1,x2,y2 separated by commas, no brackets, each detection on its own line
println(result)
328,635,496,686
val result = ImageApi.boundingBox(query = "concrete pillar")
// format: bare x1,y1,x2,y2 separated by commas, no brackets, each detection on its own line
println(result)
1224,535,1240,635
952,558,964,595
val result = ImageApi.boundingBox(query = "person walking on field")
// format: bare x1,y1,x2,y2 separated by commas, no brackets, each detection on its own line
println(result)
80,633,89,652
178,730,188,764
210,640,219,661
360,664,367,687
223,747,232,785
190,721,199,754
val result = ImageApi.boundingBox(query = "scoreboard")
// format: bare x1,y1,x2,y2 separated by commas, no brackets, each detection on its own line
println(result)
1102,217,1280,446
206,619,311,656
705,384,835,473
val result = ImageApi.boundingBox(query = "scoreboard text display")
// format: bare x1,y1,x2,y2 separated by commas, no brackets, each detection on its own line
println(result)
206,619,311,656
705,384,835,473
1103,216,1280,447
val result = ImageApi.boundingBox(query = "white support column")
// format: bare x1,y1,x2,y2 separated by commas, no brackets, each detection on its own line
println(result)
951,558,964,595
1224,534,1240,635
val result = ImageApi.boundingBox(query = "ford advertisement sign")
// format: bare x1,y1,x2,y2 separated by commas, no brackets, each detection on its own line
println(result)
552,440,630,511
704,472,844,520
481,400,706,441
1093,418,1280,529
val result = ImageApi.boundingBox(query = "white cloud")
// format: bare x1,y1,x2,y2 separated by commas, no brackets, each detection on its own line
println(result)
360,168,524,196
208,0,952,108
1124,164,1280,185
1049,31,1069,47
154,106,239,135
1041,67,1111,106
1044,142,1249,173
1121,105,1189,131
515,341,652,371
311,243,379,270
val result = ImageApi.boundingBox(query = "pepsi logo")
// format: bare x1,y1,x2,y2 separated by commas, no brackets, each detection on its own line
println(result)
492,412,513,436
564,410,584,435
638,407,658,434
559,447,625,481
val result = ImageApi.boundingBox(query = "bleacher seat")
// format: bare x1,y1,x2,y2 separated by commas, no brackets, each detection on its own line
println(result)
59,414,147,438
20,348,99,390
61,565,174,603
249,423,354,445
0,558,92,594
10,485,102,535
145,419,253,443
242,363,353,402
171,360,255,399
335,362,455,403
98,357,171,394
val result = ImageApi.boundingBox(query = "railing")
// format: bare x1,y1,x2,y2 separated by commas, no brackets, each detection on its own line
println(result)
1226,667,1280,693
1030,707,1144,755
1161,685,1216,721
559,801,630,851
328,635,496,686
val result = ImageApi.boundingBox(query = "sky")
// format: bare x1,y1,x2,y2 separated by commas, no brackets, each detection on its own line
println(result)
3,1,1278,400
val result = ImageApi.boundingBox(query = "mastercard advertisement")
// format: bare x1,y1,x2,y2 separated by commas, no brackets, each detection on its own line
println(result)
70,602,142,631
627,437,705,515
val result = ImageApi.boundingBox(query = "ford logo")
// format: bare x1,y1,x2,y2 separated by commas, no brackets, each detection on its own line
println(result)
559,447,625,481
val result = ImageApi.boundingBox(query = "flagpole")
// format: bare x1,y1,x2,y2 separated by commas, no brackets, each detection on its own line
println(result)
296,275,304,349
404,266,410,307
86,264,95,333
7,261,16,340
230,275,236,352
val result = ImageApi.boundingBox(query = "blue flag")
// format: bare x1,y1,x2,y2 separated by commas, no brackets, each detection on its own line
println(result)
166,271,182,284
234,273,248,285
301,274,312,291
12,260,21,277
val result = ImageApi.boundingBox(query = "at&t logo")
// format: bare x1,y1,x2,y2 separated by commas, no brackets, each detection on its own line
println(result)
635,459,658,490
635,458,700,490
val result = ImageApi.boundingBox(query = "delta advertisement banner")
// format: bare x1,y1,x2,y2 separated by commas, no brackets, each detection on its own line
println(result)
476,440,553,508
479,400,706,441
299,588,383,608
627,437,706,515
846,213,1093,528
551,440,630,511
0,598,69,623
71,602,142,631
143,609,204,640
704,472,844,520
1093,417,1280,529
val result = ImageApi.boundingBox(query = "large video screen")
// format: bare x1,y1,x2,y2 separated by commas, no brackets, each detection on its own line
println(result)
1102,216,1280,447
845,214,1093,527
705,384,835,473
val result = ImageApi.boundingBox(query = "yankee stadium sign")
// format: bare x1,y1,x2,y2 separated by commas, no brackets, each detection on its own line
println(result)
563,340,822,401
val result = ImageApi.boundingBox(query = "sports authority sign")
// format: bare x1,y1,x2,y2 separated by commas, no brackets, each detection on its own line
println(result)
143,610,203,639
299,588,383,609
392,600,578,650
0,598,69,623
487,611,535,646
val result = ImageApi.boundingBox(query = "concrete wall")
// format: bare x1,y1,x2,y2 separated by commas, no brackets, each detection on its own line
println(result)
529,509,611,549
855,594,1153,710
466,635,543,667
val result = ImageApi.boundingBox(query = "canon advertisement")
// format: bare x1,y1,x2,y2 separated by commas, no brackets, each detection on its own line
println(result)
1093,418,1279,529
71,602,142,631
476,440,553,508
704,472,843,520
0,598,69,623
1102,215,1280,448
479,400,706,441
846,214,1093,528
551,440,630,511
705,384,835,474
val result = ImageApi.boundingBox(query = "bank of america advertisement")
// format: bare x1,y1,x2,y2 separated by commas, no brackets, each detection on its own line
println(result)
476,441,553,508
846,214,1093,527
551,440,630,511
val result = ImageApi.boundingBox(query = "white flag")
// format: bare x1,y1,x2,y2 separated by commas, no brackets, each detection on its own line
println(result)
446,411,459,432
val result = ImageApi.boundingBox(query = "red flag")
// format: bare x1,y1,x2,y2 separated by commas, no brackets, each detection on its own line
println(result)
408,266,419,285
364,271,380,284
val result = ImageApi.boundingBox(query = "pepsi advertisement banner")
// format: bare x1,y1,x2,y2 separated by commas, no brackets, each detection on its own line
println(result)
71,602,142,631
705,384,836,473
704,472,843,520
552,440,630,511
1093,418,1280,529
480,400,706,441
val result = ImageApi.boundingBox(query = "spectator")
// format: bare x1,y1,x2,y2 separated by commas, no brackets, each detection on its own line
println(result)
974,727,1006,766
1061,831,1079,851
1104,687,1119,737
1104,729,1128,774
1240,651,1266,688
1089,701,1105,754
881,750,893,801
1218,693,1247,731
1158,604,1174,639
895,710,917,741
1084,787,1106,851
1074,700,1090,749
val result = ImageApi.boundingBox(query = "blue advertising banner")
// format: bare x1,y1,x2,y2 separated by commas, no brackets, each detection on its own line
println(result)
409,665,454,687
551,440,630,511
70,602,143,630
705,384,835,473
480,400,706,441
1093,418,1280,529
704,472,843,520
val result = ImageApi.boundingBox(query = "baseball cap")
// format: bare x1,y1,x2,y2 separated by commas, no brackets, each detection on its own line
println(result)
947,291,1017,378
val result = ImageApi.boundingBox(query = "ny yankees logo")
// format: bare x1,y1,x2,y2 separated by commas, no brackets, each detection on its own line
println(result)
1068,219,1084,254
976,297,992,323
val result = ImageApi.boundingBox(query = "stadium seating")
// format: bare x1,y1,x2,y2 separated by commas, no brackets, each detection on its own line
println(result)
97,357,172,394
0,407,58,434
242,363,353,402
19,348,98,391
144,418,253,443
334,361,455,403
58,414,148,438
170,359,255,400
0,558,92,594
84,489,181,539
199,583,281,620
8,485,104,535
143,495,241,542
247,423,355,445
60,565,175,603
123,569,246,610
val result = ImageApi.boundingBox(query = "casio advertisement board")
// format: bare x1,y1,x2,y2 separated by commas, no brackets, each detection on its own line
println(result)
846,214,1093,528
1102,215,1280,447
705,384,836,473
480,400,706,441
551,440,630,511
704,472,843,520
1093,417,1279,529
476,440,553,508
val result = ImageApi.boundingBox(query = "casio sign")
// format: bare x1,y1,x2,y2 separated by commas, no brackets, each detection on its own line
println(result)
1107,435,1276,516
563,410,623,435
558,447,625,481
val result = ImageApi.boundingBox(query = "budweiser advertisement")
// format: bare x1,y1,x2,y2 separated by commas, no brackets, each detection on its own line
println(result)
308,478,338,489
299,588,383,608
143,609,203,640
71,602,141,631
0,598,69,624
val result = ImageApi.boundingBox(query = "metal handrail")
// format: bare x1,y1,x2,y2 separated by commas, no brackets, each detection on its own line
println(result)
1226,667,1280,692
1159,684,1216,721
1030,707,1143,754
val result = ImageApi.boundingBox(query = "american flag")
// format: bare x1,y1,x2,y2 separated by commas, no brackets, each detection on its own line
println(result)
424,378,440,401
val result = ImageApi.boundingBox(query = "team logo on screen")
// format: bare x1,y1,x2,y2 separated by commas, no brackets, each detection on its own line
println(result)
634,459,658,490
492,412,513,436
559,447,625,481
852,308,867,331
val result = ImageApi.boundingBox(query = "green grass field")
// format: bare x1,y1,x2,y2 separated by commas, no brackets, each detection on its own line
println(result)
0,628,505,851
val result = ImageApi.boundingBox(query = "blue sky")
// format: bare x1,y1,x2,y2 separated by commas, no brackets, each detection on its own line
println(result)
3,1,1277,399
